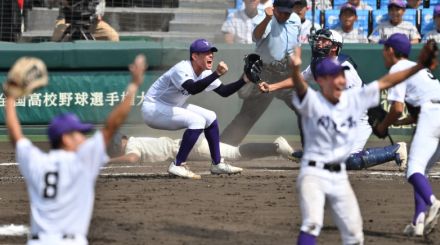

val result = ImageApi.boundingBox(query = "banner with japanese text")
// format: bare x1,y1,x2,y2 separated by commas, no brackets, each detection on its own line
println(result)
0,71,161,124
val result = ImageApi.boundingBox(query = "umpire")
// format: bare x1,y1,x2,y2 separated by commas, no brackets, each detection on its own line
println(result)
221,0,301,146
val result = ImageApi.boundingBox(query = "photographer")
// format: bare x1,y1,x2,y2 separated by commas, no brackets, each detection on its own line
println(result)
51,0,119,41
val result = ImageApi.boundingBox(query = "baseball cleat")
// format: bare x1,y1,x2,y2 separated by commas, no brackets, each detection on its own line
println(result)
403,213,425,236
168,161,201,179
396,142,408,172
210,159,243,175
274,136,294,160
424,199,440,235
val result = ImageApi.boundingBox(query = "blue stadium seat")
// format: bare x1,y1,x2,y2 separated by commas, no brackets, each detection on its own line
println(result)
429,0,440,7
306,10,322,26
226,8,238,19
324,10,369,35
372,8,417,30
236,0,243,9
421,7,435,35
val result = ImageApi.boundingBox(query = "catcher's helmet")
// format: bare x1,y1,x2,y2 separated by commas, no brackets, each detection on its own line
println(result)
309,29,343,58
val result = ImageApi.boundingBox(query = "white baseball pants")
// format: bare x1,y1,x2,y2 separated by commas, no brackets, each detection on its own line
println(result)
142,101,217,130
407,102,440,178
297,164,364,245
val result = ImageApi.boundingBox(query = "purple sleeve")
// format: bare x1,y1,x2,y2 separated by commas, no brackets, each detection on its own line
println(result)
213,79,246,97
181,72,220,95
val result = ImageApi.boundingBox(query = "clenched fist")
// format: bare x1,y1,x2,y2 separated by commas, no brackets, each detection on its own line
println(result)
264,7,273,18
216,61,229,76
258,82,272,93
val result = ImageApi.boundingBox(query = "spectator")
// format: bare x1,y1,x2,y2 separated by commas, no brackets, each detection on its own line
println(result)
293,0,321,43
406,0,422,9
348,0,373,10
334,3,368,43
368,0,420,43
307,0,332,10
422,5,440,42
222,0,262,44
52,0,119,42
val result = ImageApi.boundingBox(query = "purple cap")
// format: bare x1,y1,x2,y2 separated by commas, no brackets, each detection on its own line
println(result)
273,0,295,13
315,57,349,78
48,113,93,147
379,33,411,56
388,0,406,8
340,3,357,15
434,5,440,16
189,39,218,53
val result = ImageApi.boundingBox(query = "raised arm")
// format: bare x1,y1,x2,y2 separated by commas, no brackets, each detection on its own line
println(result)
102,55,147,146
5,97,24,147
253,7,273,41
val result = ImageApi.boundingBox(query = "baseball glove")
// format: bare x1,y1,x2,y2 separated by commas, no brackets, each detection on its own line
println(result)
418,39,438,69
367,106,388,139
2,57,48,97
243,53,263,83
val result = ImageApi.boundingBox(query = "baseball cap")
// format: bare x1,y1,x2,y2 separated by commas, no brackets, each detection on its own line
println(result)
388,0,406,8
340,3,357,15
48,113,94,147
434,5,440,17
314,57,349,78
273,0,295,13
379,33,411,56
189,39,218,53
292,0,307,8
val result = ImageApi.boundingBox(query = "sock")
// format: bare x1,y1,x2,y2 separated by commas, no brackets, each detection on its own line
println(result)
204,120,221,164
413,191,427,225
175,128,203,166
408,173,435,206
297,231,316,245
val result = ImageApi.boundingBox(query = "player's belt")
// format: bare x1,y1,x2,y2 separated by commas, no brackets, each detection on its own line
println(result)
431,99,440,104
30,234,76,240
308,161,342,172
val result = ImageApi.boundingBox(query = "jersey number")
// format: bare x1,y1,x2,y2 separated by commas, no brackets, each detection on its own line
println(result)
43,172,59,199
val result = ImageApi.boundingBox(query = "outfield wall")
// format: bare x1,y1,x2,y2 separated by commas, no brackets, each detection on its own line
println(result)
0,41,431,135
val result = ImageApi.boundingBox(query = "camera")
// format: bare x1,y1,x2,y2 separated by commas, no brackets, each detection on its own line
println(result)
61,0,101,40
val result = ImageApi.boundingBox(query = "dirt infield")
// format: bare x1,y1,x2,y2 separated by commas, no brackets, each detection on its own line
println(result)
1,141,440,245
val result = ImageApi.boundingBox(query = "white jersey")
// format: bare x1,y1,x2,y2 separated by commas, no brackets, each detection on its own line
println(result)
125,136,241,162
16,132,108,237
145,60,222,106
292,82,380,163
387,59,440,107
422,29,440,43
369,20,421,43
300,20,321,44
333,26,368,44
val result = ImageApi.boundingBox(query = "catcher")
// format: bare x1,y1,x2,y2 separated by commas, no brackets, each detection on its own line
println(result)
4,55,146,245
107,133,294,164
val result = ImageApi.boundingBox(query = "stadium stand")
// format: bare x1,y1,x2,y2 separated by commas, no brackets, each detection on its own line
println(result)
371,8,417,30
421,7,435,35
324,9,369,35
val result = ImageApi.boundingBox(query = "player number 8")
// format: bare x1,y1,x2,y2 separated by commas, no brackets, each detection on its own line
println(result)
43,172,59,199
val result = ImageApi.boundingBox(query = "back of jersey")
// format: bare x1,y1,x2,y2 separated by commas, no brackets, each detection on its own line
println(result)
15,132,108,236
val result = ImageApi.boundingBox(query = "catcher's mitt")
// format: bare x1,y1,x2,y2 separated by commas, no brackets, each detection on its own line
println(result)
3,57,48,97
418,39,438,69
243,53,263,83
367,106,388,139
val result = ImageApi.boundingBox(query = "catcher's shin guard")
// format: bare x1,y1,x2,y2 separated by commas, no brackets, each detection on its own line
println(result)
346,144,401,170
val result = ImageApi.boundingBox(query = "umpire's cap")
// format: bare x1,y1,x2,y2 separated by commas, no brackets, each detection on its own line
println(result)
273,0,295,13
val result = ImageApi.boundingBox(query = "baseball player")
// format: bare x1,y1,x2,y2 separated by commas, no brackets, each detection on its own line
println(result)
141,38,249,179
221,0,302,146
292,0,321,44
277,29,408,171
368,0,421,44
374,34,440,236
259,40,434,244
107,133,294,163
4,55,146,245
333,3,368,44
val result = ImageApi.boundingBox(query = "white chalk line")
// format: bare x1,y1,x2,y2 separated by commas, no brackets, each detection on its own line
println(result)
0,224,29,236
